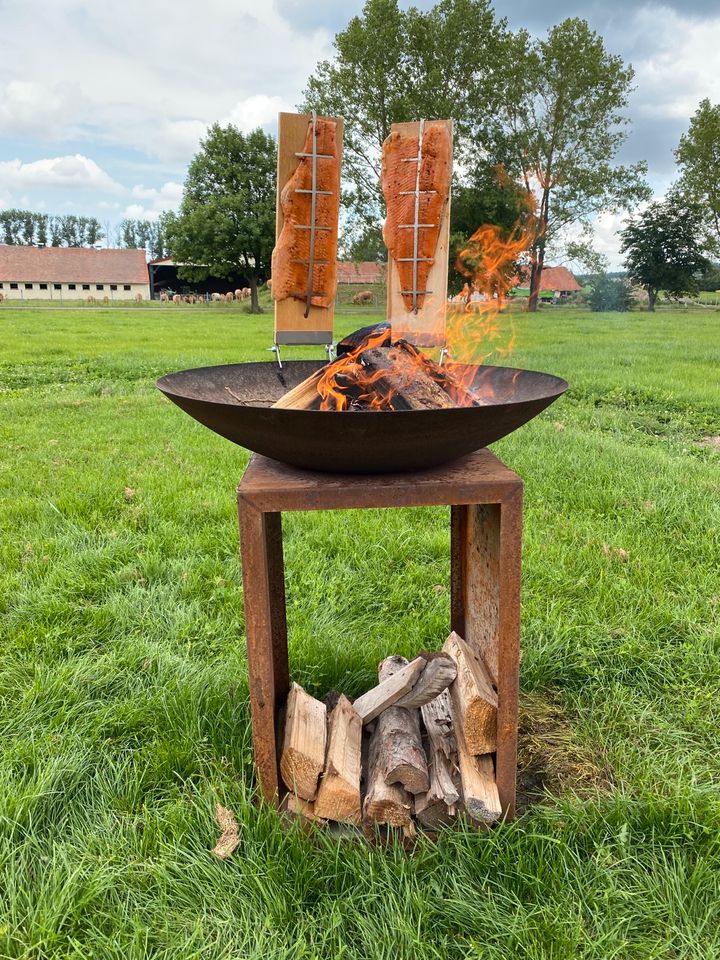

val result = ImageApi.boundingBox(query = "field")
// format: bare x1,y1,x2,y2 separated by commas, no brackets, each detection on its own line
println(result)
1,301,720,958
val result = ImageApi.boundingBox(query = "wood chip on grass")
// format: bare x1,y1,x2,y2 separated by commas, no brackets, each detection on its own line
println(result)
212,803,240,859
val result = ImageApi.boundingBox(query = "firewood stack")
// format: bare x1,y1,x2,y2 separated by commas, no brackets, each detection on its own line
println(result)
279,631,501,836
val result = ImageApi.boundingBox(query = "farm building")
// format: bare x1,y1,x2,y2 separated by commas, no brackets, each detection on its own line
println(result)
148,257,250,299
0,245,149,300
513,265,582,299
336,261,386,284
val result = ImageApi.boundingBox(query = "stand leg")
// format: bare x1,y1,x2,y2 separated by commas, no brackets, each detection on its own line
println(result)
238,501,289,804
451,494,522,818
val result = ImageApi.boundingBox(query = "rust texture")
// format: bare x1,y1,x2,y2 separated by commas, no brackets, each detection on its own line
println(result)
238,447,523,819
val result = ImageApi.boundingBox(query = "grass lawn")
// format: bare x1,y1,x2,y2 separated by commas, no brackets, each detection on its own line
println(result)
1,301,719,958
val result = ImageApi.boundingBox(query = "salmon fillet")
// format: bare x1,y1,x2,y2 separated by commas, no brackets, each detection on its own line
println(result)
272,118,340,310
381,121,451,313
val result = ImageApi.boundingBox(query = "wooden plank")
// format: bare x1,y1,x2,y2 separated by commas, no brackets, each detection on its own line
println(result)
274,112,343,343
352,655,426,723
280,683,327,801
386,119,453,348
314,695,363,824
444,630,497,755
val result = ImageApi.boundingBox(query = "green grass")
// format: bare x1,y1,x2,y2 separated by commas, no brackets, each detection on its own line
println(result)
1,301,719,958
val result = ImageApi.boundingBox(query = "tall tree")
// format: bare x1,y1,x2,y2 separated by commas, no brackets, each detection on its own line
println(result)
497,19,649,310
117,218,166,259
302,0,507,232
674,98,720,255
163,124,276,312
620,197,709,311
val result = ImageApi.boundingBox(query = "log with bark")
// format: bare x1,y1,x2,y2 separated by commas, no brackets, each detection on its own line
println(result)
444,631,498,755
362,656,422,830
414,688,461,828
353,649,458,723
280,683,327,801
314,694,363,824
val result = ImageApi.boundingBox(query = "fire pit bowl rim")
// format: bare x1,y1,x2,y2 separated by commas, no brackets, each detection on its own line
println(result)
156,360,568,473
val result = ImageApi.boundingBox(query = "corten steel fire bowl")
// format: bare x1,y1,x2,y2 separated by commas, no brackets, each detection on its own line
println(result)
156,361,568,474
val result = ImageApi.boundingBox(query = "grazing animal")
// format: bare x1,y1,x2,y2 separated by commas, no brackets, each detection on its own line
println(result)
234,289,243,300
0,292,4,302
351,289,374,305
173,294,183,304
160,292,169,302
225,291,234,302
243,287,251,299
135,292,143,301
103,295,109,304
266,279,272,290
211,292,222,302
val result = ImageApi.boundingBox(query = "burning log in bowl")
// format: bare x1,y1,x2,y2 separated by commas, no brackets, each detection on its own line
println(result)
272,338,482,411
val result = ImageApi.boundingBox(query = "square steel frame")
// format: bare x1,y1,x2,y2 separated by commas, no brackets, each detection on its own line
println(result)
237,448,523,818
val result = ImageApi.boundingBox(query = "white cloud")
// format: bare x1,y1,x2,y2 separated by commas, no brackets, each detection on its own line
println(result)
123,180,183,219
0,154,120,192
223,94,291,131
0,0,332,167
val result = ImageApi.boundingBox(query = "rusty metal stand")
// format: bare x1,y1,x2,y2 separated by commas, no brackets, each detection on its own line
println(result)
237,448,523,819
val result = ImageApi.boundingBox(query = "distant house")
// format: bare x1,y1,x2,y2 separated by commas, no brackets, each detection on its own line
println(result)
513,265,582,299
0,245,149,300
336,261,386,285
147,256,251,299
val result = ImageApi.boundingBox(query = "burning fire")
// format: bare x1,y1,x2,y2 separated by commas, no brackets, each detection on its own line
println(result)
316,188,536,411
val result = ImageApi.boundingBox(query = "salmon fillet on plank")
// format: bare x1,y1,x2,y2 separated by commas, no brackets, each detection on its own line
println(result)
272,118,340,310
382,122,451,313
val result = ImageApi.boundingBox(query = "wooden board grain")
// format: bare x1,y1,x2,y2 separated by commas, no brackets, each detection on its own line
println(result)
274,112,343,345
386,119,453,348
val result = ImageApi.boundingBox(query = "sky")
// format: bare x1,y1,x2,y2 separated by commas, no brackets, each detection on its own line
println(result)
0,0,719,265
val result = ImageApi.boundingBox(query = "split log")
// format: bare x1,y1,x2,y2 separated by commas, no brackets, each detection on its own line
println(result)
271,369,323,410
280,683,327,801
352,655,426,723
448,695,502,825
444,631,498,755
414,688,461,828
395,652,457,709
363,657,416,828
314,695,363,824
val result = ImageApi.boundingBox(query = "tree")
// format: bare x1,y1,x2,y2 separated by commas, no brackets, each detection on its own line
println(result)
164,124,275,312
588,274,632,312
674,98,720,255
620,198,709,311
117,218,166,259
449,163,534,292
302,0,508,231
496,19,650,310
343,223,387,263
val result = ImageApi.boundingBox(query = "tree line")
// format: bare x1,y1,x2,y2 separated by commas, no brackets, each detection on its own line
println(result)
0,210,167,258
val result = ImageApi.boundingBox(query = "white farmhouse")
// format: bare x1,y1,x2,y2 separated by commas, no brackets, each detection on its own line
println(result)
0,245,150,300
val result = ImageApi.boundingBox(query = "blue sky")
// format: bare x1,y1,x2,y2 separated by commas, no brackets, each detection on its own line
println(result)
1,0,718,262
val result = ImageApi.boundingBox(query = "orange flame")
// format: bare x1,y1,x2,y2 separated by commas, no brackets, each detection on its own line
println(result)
316,178,536,410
